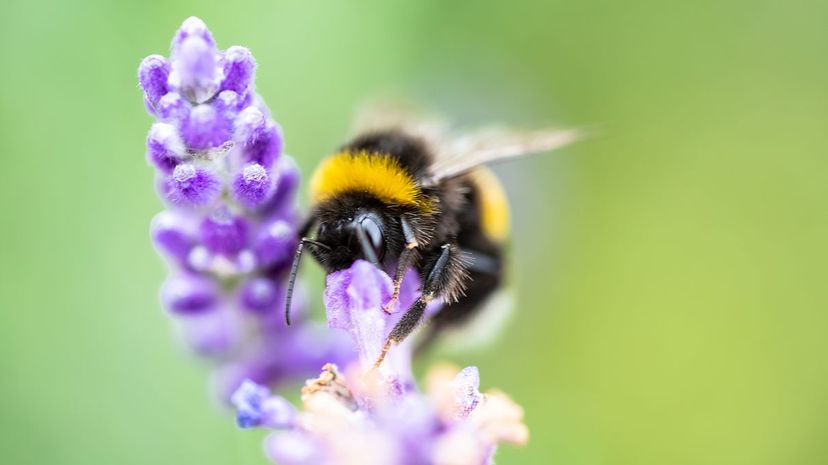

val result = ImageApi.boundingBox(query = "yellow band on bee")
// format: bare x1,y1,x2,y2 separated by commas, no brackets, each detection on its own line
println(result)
309,151,433,212
468,167,510,242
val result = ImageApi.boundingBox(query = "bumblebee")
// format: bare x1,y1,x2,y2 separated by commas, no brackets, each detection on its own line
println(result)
285,109,578,367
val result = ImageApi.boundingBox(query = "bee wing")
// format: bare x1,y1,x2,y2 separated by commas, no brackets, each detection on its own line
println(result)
427,126,581,183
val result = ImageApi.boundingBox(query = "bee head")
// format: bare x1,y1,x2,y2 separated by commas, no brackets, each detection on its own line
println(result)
314,208,389,271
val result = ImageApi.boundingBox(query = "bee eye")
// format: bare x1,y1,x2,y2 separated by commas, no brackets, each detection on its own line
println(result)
362,218,384,254
352,213,385,264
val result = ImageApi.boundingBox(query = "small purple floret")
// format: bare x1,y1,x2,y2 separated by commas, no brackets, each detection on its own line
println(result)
155,92,189,121
161,273,218,314
234,107,283,167
146,123,185,173
200,212,249,255
172,16,215,48
179,308,238,356
169,19,220,104
232,380,296,429
180,104,233,150
165,164,221,206
246,123,283,167
138,55,170,110
150,211,195,262
221,46,256,94
232,163,273,209
240,277,280,313
264,156,300,215
253,219,295,267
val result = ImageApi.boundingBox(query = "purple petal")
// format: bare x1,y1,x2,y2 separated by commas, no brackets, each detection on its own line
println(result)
138,54,170,109
262,155,300,215
220,46,256,94
200,212,249,255
325,260,393,367
232,163,273,209
150,211,196,262
239,277,281,314
233,107,282,167
180,104,233,150
164,164,221,207
169,18,220,103
178,307,239,356
253,219,296,268
160,273,218,314
146,123,186,173
246,122,283,167
233,106,267,145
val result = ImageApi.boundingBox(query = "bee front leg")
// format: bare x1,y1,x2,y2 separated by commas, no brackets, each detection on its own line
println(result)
383,216,420,314
375,242,468,368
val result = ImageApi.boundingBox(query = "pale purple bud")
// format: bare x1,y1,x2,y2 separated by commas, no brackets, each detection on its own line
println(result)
220,46,256,94
234,107,282,167
161,273,219,314
138,55,170,109
164,164,221,206
265,431,325,465
450,366,481,418
234,106,267,145
325,260,393,366
172,16,216,49
180,104,233,150
150,211,195,262
246,122,282,167
169,28,220,103
253,219,295,268
324,262,440,380
232,163,273,209
179,307,239,356
263,155,300,215
200,212,249,255
231,381,296,429
155,92,189,122
240,277,281,314
146,123,186,173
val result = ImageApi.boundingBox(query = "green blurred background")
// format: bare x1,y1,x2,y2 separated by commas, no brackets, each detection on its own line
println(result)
1,0,827,464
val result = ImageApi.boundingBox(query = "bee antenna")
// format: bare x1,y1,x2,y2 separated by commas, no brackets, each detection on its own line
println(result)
285,238,330,326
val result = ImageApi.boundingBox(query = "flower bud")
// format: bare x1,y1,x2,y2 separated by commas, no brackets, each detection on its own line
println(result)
221,46,256,94
164,164,221,206
232,163,273,209
138,55,170,110
161,273,218,314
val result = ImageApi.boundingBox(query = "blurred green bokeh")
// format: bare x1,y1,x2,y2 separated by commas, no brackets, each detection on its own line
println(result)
1,1,826,464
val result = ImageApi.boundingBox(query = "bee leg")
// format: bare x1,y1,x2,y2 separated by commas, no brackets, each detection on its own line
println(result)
375,243,466,368
414,248,503,356
383,217,419,314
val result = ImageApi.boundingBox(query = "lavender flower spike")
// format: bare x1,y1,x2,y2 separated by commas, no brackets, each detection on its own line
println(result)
234,260,529,465
138,17,349,400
